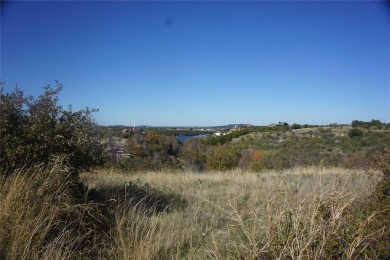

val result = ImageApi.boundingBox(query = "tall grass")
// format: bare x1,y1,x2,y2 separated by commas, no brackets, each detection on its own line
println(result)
81,167,385,259
0,157,107,259
1,164,387,259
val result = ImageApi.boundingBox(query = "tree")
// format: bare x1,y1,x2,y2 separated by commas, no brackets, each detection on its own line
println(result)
351,120,363,128
291,123,302,130
351,119,383,129
179,138,207,171
370,120,383,130
0,82,105,174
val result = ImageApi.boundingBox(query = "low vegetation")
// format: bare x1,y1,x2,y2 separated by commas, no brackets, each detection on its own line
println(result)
1,83,389,258
105,118,390,173
2,163,389,259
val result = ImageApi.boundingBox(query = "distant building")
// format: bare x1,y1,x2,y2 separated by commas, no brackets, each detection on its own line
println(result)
214,132,222,137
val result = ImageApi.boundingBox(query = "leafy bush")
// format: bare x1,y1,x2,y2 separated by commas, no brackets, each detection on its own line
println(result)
348,128,364,138
352,119,383,129
207,145,240,171
0,82,105,174
207,128,251,145
290,123,302,129
179,138,208,172
345,146,390,258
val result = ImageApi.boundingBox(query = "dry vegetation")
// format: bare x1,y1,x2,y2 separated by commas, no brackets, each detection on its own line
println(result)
1,161,389,259
1,85,389,259
0,157,107,259
80,167,383,259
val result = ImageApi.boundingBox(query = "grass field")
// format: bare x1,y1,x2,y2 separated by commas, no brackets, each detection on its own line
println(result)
1,163,388,259
80,167,382,259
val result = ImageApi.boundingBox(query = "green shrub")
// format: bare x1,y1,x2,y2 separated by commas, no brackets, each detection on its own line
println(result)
0,82,105,174
371,147,390,199
348,128,364,138
207,145,240,171
290,123,301,129
207,128,251,145
347,146,390,258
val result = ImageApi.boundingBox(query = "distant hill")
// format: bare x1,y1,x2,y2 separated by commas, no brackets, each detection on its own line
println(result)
105,124,252,129
209,124,253,129
107,125,131,128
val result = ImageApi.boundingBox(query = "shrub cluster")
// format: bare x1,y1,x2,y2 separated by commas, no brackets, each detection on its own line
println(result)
0,82,105,174
207,128,251,145
352,119,385,129
348,128,364,138
115,124,390,172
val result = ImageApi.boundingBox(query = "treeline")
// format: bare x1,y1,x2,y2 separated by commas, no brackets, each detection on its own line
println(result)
114,124,390,172
2,83,389,175
206,128,251,145
2,84,390,259
352,119,389,130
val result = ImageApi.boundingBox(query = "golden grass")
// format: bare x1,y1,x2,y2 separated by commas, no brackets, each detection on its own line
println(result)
0,157,106,259
1,163,384,259
81,167,382,259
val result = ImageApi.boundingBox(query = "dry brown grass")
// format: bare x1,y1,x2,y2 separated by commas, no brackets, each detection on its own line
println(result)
1,163,385,259
0,157,107,260
80,167,383,259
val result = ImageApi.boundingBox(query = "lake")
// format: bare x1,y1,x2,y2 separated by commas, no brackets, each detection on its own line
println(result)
176,134,209,142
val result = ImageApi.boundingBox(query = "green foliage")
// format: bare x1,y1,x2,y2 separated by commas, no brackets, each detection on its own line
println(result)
149,127,214,137
207,145,240,171
372,146,390,199
348,128,364,138
207,128,251,145
351,119,384,129
376,147,390,177
290,123,301,129
119,131,182,172
0,82,105,174
114,122,390,172
346,147,390,258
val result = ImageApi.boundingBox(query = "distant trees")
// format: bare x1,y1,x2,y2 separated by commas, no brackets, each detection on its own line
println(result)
0,82,105,174
122,131,181,171
179,138,208,171
290,123,302,129
207,128,251,145
352,120,384,130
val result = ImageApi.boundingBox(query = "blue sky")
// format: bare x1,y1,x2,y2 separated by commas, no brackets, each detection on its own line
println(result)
2,1,389,126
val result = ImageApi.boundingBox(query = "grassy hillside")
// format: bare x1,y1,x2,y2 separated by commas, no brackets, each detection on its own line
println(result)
2,162,389,259
1,86,389,258
108,125,390,172
80,167,386,259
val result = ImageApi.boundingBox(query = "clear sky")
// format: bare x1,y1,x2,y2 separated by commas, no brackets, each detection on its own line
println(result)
1,1,390,126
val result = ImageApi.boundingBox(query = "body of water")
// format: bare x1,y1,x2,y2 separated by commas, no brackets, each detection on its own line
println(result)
176,134,209,142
